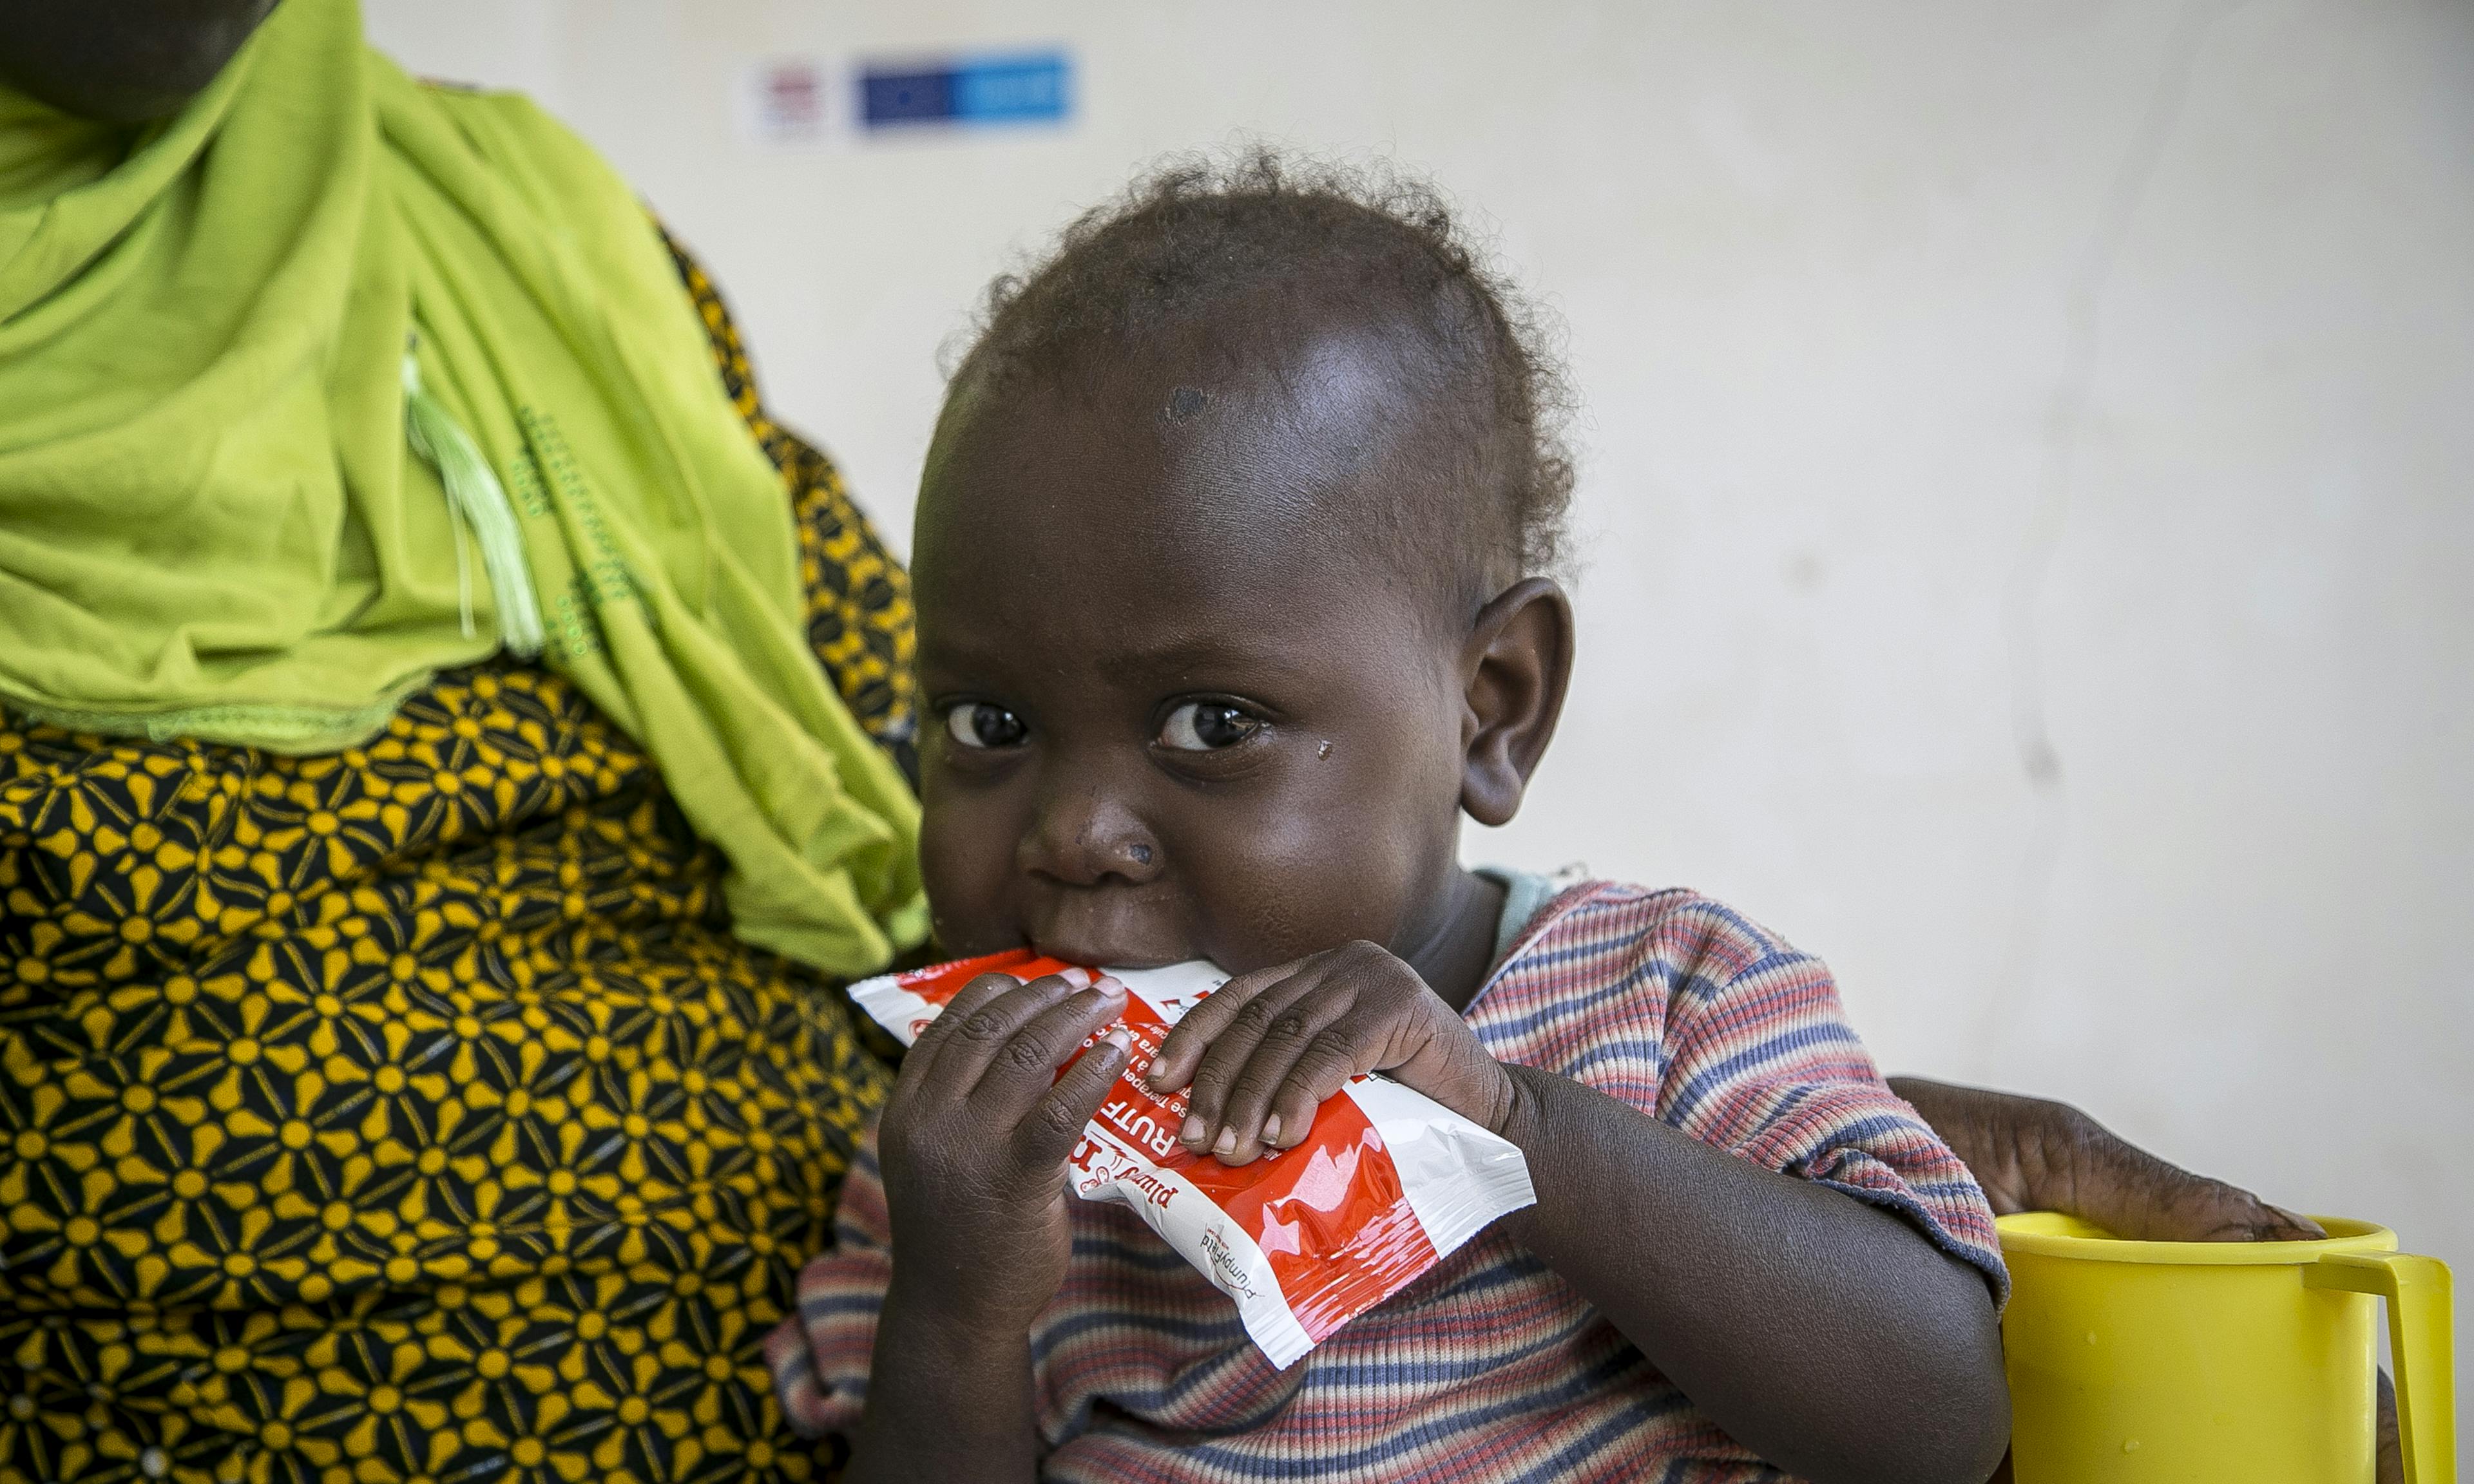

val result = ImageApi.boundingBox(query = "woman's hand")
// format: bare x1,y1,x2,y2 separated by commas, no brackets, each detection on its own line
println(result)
1146,940,1514,1165
1888,1077,2403,1484
877,969,1133,1329
1884,1076,2321,1242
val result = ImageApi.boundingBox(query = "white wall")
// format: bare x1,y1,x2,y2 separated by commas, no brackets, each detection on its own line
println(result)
370,0,2474,1427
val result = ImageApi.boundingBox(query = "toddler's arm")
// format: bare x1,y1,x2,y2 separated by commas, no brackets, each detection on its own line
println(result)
1488,1063,2009,1483
838,971,1133,1484
1152,940,2010,1484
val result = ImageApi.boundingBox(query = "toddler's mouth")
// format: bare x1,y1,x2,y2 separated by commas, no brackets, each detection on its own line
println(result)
1019,884,1196,971
1031,937,1187,972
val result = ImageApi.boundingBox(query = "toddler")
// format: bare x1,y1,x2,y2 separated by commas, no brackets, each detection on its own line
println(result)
769,154,2012,1483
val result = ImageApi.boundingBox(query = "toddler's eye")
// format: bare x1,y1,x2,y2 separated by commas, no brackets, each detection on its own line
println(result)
945,703,1028,750
1158,701,1262,752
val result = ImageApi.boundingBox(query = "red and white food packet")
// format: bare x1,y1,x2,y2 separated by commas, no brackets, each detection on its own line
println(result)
849,949,1536,1369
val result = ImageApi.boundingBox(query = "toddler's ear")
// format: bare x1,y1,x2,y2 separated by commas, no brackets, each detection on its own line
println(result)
1458,578,1573,827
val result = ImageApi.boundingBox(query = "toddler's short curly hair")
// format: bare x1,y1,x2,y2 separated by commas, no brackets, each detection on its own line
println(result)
945,148,1577,598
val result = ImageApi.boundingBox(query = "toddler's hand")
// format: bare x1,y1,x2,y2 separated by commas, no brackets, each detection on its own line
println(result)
1146,941,1513,1165
876,969,1133,1329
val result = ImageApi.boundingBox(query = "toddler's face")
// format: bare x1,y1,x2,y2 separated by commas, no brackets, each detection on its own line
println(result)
911,345,1475,975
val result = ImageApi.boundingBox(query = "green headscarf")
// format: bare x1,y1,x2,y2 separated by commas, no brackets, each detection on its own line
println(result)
0,0,926,975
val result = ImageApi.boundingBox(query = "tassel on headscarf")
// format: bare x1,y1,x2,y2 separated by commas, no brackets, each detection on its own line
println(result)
403,343,545,656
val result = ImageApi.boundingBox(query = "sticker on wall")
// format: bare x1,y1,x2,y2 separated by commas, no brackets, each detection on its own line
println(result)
740,57,832,147
857,50,1073,130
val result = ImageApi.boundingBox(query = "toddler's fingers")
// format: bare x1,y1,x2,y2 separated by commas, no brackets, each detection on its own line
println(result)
1015,1027,1134,1170
1176,973,1332,1154
1263,1034,1366,1150
902,971,1043,1083
1149,961,1298,1090
1201,994,1356,1160
972,978,1128,1113
915,970,1089,1096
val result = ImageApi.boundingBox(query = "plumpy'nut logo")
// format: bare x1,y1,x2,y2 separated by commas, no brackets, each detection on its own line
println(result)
1198,1224,1260,1302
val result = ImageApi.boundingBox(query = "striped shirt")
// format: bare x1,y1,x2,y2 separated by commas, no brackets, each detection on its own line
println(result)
785,882,2008,1481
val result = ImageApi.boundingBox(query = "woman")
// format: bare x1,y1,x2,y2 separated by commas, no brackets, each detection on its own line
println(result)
5,1,917,1478
0,4,2368,1481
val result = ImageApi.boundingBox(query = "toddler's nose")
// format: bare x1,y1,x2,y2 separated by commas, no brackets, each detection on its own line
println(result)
1019,785,1164,888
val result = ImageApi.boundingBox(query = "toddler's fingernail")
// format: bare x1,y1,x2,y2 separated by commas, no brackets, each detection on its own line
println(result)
1180,1116,1204,1144
1095,974,1126,996
1212,1127,1236,1156
1103,1029,1131,1052
1059,967,1092,988
1261,1114,1282,1145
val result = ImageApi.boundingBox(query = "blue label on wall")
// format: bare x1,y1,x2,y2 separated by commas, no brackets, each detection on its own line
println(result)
859,52,1071,128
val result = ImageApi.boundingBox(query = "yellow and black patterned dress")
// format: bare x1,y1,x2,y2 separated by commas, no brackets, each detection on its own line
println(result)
0,240,911,1484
